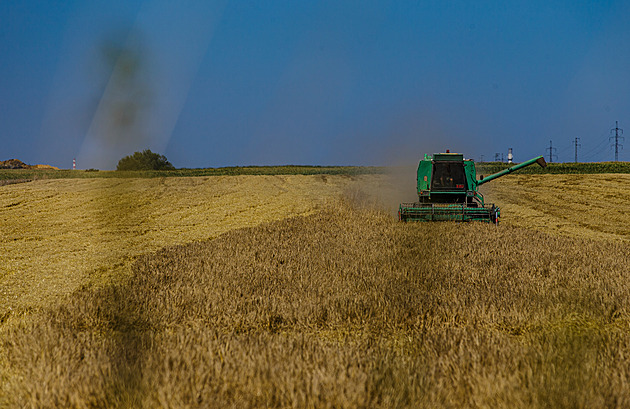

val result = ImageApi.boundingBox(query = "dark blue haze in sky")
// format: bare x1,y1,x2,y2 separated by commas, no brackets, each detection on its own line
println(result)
1,1,629,169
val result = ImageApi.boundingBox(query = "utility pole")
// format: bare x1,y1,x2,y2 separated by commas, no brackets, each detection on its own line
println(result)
573,138,581,163
480,154,484,162
610,121,624,161
546,140,558,163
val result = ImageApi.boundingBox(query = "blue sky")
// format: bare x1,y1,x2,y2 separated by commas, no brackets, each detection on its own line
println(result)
1,1,629,169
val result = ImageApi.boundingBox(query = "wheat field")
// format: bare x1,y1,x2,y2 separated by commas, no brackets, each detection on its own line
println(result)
1,172,630,408
0,175,389,317
482,174,630,241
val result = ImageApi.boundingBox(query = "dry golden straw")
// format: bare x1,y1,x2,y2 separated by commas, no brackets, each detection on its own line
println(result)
1,173,629,408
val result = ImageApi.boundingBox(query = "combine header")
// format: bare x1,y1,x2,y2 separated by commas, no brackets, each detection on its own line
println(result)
399,152,546,223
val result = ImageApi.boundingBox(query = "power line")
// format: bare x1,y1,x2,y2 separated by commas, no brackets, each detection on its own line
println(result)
610,121,624,161
556,142,572,156
581,123,616,162
573,137,581,163
581,140,610,162
546,140,558,163
581,137,609,161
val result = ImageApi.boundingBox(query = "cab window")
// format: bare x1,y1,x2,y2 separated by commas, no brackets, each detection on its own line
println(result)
432,162,466,190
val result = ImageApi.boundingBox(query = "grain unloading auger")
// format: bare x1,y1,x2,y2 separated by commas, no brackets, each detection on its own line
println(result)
399,152,547,223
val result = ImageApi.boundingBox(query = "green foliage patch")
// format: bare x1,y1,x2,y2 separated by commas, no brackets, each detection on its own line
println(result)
2,161,627,182
0,166,385,180
477,161,630,175
116,149,175,171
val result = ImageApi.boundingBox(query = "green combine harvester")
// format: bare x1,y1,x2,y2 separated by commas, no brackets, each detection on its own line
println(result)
399,151,547,223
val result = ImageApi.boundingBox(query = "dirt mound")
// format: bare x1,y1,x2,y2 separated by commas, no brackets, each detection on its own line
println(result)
31,164,60,170
0,159,29,169
0,159,59,170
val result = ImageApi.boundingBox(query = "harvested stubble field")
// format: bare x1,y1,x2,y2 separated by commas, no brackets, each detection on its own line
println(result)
1,172,630,408
0,175,375,315
483,174,630,241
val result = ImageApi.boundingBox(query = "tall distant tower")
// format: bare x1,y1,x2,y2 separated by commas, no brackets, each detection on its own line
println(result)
610,121,624,161
507,148,513,164
546,141,558,163
573,138,581,163
73,158,76,170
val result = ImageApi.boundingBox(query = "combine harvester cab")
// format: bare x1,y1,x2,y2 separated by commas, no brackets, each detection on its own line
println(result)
399,152,546,223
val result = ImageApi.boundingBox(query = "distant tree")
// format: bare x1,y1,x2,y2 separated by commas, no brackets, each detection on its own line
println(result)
116,149,175,171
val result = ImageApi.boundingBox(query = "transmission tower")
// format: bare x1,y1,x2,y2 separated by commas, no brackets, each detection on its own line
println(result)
573,137,581,163
494,153,500,162
546,140,558,163
610,121,624,161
